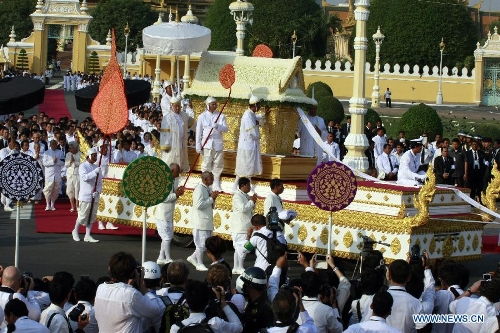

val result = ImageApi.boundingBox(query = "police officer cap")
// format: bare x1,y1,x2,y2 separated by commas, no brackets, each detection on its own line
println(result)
410,137,423,148
239,267,267,290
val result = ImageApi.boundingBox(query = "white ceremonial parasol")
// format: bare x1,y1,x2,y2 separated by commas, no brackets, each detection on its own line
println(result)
142,22,211,94
142,22,211,56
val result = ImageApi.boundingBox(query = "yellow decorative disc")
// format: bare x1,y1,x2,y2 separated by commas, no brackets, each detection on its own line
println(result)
122,156,173,207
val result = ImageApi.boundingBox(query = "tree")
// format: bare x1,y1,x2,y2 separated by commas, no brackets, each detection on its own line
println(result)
88,51,100,74
205,0,341,58
205,0,236,52
306,81,333,97
365,108,381,127
16,49,29,71
364,0,478,71
88,0,157,52
317,96,344,126
400,103,443,140
0,0,36,46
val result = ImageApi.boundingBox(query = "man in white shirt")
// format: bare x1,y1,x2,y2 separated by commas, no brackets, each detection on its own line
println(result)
40,271,88,333
71,148,102,243
377,144,399,180
265,288,318,333
65,279,98,333
432,263,463,333
64,142,81,212
231,177,257,275
449,278,500,333
263,178,289,221
187,171,219,271
4,298,49,333
153,163,185,265
170,280,242,333
372,128,386,161
0,266,40,326
362,259,435,333
296,99,327,165
160,80,173,115
196,96,229,191
112,139,137,164
94,252,165,333
322,132,340,162
243,214,286,272
42,140,65,211
397,138,427,186
234,95,271,192
344,291,402,333
299,271,343,333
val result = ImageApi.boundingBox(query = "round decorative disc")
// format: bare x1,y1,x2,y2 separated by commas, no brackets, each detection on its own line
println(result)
0,153,43,201
219,64,236,89
122,156,174,207
252,44,273,58
307,161,357,212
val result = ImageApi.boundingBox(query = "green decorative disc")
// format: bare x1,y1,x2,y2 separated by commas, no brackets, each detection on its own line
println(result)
122,156,174,207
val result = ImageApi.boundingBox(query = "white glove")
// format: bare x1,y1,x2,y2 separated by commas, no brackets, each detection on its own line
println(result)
94,167,101,175
196,148,202,154
212,123,219,130
92,192,98,198
485,161,490,166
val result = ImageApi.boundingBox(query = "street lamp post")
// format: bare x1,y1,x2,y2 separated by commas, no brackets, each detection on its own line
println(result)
371,26,384,108
229,0,254,56
291,30,297,58
436,37,445,105
123,22,130,78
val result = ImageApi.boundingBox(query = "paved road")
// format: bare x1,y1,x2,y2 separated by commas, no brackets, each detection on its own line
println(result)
0,201,497,286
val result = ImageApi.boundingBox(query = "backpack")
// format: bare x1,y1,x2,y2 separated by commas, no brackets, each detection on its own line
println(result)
254,232,287,266
178,317,214,333
158,291,190,333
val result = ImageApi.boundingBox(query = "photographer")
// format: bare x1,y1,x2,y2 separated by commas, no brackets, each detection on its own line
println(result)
0,266,41,325
4,299,49,333
361,257,434,333
264,287,317,333
299,270,343,333
65,278,98,333
348,268,384,326
94,252,165,333
40,271,88,333
449,278,500,333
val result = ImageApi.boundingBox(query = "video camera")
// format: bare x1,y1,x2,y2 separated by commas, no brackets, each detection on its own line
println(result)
266,206,281,232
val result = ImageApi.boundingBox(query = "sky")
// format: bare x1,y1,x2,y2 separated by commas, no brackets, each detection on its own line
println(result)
323,0,500,12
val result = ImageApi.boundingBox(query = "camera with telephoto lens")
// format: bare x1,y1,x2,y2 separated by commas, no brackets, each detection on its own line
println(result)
68,303,85,321
266,206,281,232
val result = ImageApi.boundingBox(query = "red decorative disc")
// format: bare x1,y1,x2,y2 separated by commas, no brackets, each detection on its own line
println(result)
219,64,236,89
252,44,273,58
307,161,357,212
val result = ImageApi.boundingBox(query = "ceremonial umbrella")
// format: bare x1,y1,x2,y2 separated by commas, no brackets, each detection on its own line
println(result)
142,21,211,93
74,79,151,112
0,77,45,114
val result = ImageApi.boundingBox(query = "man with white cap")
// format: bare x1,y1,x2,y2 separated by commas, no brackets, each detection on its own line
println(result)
196,96,229,191
64,141,81,212
159,96,194,172
234,94,271,192
160,80,174,115
71,147,102,243
296,97,327,165
96,142,119,230
141,261,166,333
397,138,427,186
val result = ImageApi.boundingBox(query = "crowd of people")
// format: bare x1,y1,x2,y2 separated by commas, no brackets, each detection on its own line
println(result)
0,245,498,333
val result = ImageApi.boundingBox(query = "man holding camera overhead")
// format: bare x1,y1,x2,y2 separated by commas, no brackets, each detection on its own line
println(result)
0,266,41,326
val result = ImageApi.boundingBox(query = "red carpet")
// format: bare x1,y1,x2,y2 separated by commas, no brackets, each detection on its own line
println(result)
34,199,155,237
37,90,72,120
